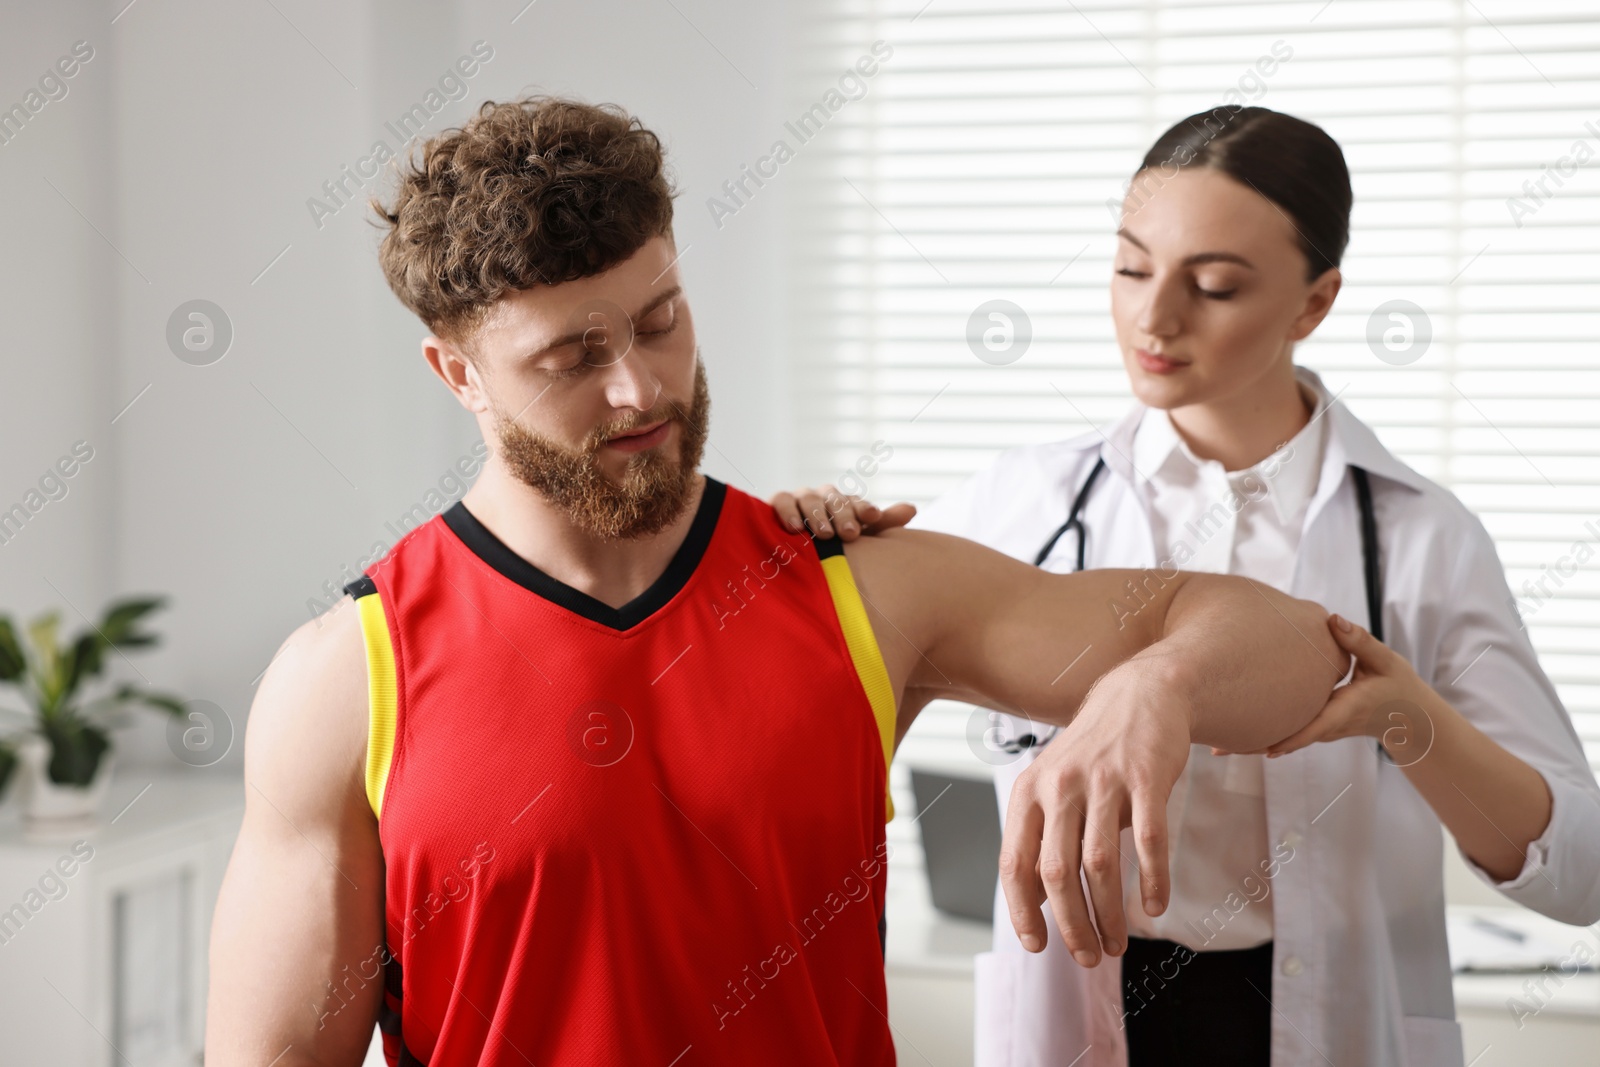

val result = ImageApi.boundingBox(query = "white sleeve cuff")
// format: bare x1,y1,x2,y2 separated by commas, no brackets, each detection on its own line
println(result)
1464,767,1600,926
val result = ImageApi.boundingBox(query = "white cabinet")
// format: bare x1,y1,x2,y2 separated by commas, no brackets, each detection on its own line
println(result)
0,772,243,1066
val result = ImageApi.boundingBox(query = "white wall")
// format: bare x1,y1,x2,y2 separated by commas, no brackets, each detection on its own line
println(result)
0,6,117,652
0,0,801,778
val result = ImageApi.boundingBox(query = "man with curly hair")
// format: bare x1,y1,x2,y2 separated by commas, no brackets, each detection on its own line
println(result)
204,96,1347,1066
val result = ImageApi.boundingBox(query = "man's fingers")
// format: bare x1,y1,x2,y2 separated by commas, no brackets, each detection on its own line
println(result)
1130,784,1170,919
1080,789,1128,957
998,788,1048,952
1038,804,1100,968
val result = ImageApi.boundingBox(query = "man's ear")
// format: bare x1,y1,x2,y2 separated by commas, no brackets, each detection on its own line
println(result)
1288,267,1342,342
423,335,491,414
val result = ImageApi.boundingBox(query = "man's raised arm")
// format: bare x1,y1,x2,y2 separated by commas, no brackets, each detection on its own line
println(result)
840,528,1347,968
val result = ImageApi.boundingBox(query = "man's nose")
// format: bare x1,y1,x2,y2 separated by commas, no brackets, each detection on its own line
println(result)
599,345,663,413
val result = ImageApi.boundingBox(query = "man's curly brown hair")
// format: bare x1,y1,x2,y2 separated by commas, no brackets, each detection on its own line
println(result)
370,95,677,355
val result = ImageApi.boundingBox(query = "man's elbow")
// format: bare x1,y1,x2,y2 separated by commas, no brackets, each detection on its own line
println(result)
1287,594,1349,693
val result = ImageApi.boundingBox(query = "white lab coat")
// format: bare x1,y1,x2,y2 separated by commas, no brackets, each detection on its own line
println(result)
910,367,1600,1067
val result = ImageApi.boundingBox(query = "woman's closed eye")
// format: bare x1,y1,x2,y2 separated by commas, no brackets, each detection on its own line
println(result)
1116,266,1237,301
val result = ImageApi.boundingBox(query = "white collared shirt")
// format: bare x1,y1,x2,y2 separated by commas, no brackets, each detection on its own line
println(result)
1122,387,1328,949
913,365,1600,1067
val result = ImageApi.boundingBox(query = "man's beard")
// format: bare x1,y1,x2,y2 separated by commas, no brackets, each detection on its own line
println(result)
491,356,711,540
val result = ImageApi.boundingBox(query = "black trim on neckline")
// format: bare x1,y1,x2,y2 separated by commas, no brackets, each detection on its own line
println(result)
440,478,728,631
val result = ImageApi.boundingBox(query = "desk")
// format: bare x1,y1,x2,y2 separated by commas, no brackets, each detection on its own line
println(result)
882,860,1600,1066
1451,906,1600,1066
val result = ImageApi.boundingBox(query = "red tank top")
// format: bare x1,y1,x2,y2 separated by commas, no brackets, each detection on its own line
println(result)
343,478,898,1065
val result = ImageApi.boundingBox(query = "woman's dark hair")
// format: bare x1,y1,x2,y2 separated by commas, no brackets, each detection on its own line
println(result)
1132,106,1352,280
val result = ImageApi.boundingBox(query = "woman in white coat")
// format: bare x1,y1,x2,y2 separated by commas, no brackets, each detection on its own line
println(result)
773,106,1600,1066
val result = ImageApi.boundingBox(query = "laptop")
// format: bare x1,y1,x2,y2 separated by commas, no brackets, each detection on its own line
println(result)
909,768,1002,923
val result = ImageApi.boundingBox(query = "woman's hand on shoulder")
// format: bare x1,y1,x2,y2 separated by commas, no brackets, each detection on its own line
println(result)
768,484,916,540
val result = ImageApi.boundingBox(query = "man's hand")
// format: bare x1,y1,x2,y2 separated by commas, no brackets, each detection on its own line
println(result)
998,659,1193,967
838,530,1345,968
768,484,916,540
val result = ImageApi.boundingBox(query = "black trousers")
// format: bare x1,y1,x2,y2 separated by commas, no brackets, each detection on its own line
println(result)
1120,936,1273,1067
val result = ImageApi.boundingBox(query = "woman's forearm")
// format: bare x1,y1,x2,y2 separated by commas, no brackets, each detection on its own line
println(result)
1392,688,1553,882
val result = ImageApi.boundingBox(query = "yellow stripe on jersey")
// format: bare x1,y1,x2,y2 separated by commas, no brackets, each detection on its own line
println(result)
354,589,399,821
818,553,898,822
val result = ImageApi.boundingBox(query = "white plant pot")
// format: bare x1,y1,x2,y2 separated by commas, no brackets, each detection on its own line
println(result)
15,734,115,823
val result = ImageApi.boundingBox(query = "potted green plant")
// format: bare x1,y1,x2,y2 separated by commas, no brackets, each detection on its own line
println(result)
0,596,186,822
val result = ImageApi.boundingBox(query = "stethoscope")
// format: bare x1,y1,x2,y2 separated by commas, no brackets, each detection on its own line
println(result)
997,455,1385,754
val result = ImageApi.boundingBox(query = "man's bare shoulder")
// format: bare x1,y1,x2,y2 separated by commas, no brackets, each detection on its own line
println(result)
243,599,371,820
208,598,384,1062
833,528,1035,702
838,526,1029,610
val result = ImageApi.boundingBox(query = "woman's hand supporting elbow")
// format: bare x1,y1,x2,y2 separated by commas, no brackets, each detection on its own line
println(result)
1219,613,1554,884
